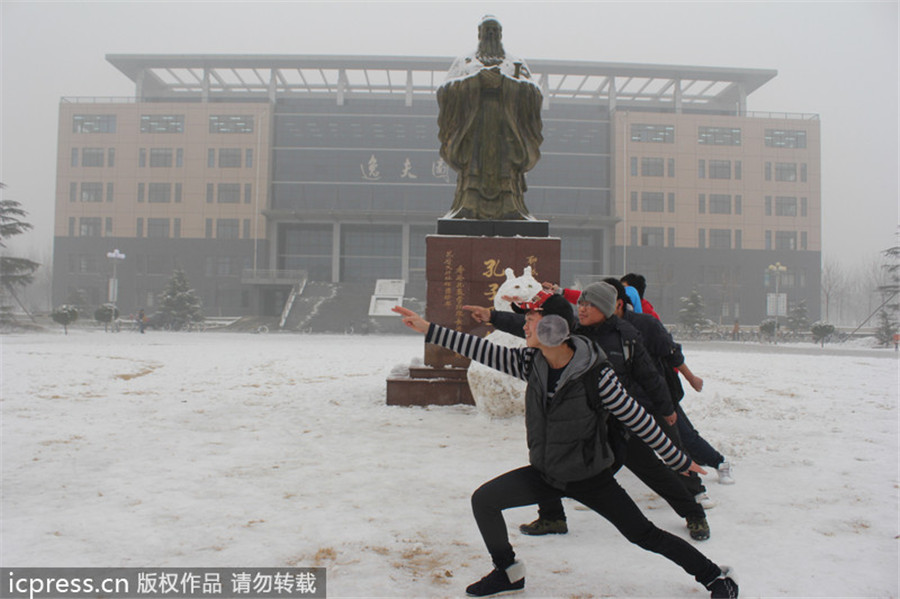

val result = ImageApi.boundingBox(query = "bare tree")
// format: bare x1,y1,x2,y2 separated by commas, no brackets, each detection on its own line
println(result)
820,257,845,323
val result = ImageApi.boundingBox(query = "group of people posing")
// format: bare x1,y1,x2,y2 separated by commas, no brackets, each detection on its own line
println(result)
392,273,739,598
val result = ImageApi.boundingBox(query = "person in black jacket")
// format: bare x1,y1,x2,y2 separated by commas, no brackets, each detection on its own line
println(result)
392,298,738,598
464,282,711,541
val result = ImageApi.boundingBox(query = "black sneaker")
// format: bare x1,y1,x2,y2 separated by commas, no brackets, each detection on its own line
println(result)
687,515,710,541
466,562,525,597
518,517,568,536
706,566,739,598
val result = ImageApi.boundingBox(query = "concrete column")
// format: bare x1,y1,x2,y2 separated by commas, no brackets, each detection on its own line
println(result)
674,79,682,114
332,222,341,282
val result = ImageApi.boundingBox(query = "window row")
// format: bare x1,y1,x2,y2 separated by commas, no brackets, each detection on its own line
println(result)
765,162,808,182
130,218,254,239
698,159,741,180
69,182,114,203
70,148,115,168
207,148,254,168
630,156,676,177
766,196,808,217
628,226,809,251
68,182,254,204
630,124,808,149
765,230,808,251
72,114,255,134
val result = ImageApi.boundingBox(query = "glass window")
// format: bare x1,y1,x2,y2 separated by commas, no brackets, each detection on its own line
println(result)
140,115,184,133
69,182,77,202
640,227,664,247
73,114,116,133
709,194,732,214
667,158,675,177
205,219,213,238
630,157,638,176
630,226,638,247
709,160,731,179
245,149,254,168
79,217,102,237
775,162,797,182
138,183,145,203
147,218,170,238
105,218,113,235
106,182,114,203
801,197,807,217
340,225,402,281
208,149,216,168
136,218,144,238
209,115,254,133
765,196,772,216
641,192,664,212
698,228,706,249
148,183,171,203
801,231,808,250
765,162,772,181
149,148,174,167
139,148,147,168
206,183,214,203
698,194,706,214
668,193,675,212
641,157,664,177
765,230,772,250
80,182,103,203
244,183,252,204
776,231,798,250
735,160,742,180
735,230,742,249
82,148,105,167
698,159,705,179
71,148,79,167
175,183,182,203
243,219,251,239
174,218,181,238
709,229,731,249
218,148,242,168
631,124,674,143
667,227,675,247
800,163,807,182
698,126,741,146
765,129,807,148
108,148,116,167
630,192,638,212
735,195,742,215
216,219,240,240
217,183,240,203
776,196,798,216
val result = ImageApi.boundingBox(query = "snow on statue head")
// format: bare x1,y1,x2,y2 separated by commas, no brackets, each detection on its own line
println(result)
493,266,542,312
469,265,542,418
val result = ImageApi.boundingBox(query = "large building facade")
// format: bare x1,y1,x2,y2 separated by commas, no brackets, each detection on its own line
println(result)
53,54,820,325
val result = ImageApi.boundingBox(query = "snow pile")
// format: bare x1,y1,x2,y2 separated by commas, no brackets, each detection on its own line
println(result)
1,330,898,598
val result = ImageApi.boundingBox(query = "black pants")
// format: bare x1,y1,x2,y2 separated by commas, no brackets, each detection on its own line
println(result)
471,465,721,587
537,435,705,522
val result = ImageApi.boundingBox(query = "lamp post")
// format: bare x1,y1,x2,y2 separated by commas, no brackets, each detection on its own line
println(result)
767,262,787,343
107,249,126,304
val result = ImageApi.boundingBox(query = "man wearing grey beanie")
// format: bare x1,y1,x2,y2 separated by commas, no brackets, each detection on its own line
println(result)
465,281,711,542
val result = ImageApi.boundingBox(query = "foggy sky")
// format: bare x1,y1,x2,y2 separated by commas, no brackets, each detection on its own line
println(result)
1,1,897,268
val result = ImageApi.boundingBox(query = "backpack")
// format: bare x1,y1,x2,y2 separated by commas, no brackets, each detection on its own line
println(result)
582,359,629,469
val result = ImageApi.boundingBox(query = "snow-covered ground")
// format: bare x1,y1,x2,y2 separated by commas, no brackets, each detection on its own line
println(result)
2,330,898,598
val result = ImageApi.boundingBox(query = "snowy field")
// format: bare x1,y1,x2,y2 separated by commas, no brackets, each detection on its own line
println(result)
1,330,898,598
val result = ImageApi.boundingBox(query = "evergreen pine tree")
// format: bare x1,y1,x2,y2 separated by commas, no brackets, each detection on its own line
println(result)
786,300,810,334
51,305,79,335
678,287,708,334
158,268,203,330
0,183,40,321
875,243,899,347
811,321,835,347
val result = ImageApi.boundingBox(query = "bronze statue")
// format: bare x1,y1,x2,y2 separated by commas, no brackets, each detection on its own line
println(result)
437,15,543,221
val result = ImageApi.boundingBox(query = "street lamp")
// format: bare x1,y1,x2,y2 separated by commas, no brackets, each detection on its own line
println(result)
767,262,787,343
107,249,126,304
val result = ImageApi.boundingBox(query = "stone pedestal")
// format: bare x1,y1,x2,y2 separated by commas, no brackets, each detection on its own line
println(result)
386,231,560,407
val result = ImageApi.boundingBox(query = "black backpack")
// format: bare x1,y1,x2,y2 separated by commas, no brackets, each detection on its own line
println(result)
581,359,629,469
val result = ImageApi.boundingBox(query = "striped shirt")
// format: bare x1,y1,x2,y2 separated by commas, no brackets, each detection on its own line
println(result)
426,323,690,473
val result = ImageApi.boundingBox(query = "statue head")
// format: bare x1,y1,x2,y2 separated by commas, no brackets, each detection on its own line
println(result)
476,15,505,66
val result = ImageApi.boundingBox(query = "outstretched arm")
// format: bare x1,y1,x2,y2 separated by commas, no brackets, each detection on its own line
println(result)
596,364,705,475
392,306,532,381
678,362,704,392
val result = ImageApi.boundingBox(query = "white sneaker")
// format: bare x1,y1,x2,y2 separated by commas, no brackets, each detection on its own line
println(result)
717,461,735,485
695,492,716,509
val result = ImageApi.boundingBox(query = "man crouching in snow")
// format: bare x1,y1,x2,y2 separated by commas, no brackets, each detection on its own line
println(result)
392,295,739,598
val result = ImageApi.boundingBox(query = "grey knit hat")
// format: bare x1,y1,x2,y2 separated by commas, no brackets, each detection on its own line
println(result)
580,282,618,318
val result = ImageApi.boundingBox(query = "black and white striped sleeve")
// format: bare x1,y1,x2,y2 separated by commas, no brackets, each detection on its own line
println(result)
596,364,691,473
425,324,530,381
